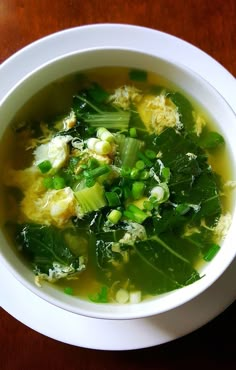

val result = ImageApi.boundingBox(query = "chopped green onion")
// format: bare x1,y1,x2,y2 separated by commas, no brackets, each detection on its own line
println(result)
124,186,132,199
37,160,52,173
140,170,150,180
124,204,149,224
112,186,123,197
84,165,111,180
43,177,54,189
129,69,147,82
132,181,145,200
121,166,131,177
53,176,66,190
43,174,67,190
105,191,121,207
129,127,137,138
199,131,225,149
150,183,170,203
107,209,122,224
150,186,165,201
88,158,99,169
137,151,153,167
149,196,159,208
135,160,145,170
64,287,74,295
85,177,96,188
89,286,108,303
143,200,154,211
130,168,140,179
203,244,220,261
145,149,156,159
161,167,170,182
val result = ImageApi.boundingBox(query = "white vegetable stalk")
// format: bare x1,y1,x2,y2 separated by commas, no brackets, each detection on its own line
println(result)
94,140,111,155
151,186,165,201
97,127,114,142
129,291,142,304
150,182,170,203
87,137,112,155
87,138,100,150
115,288,129,304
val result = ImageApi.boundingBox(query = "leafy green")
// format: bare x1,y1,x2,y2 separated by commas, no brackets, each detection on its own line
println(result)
188,172,222,223
183,225,220,256
129,104,146,133
168,92,195,132
17,224,86,275
128,236,201,295
198,131,225,149
72,84,130,131
73,91,102,116
95,240,121,270
55,124,88,139
86,82,109,103
151,128,222,224
153,207,189,235
151,128,204,163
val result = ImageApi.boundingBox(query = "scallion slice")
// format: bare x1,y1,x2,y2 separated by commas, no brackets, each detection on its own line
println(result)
203,244,220,261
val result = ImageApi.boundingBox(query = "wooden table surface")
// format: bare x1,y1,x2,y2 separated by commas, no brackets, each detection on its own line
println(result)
0,0,236,368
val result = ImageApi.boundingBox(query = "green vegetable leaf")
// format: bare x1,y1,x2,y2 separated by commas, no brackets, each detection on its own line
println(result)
17,224,86,276
153,207,188,235
198,131,225,149
128,236,201,295
151,128,222,223
95,240,122,270
168,92,195,132
87,82,109,103
183,225,221,258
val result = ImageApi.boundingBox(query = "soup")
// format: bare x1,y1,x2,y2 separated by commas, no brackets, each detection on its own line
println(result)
0,67,233,304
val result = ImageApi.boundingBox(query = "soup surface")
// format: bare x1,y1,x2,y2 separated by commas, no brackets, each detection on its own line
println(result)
0,67,233,304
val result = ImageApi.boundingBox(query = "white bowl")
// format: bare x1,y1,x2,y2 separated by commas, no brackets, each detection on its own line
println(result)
0,47,236,320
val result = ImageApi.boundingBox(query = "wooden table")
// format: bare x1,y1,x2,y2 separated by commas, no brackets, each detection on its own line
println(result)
1,1,235,368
